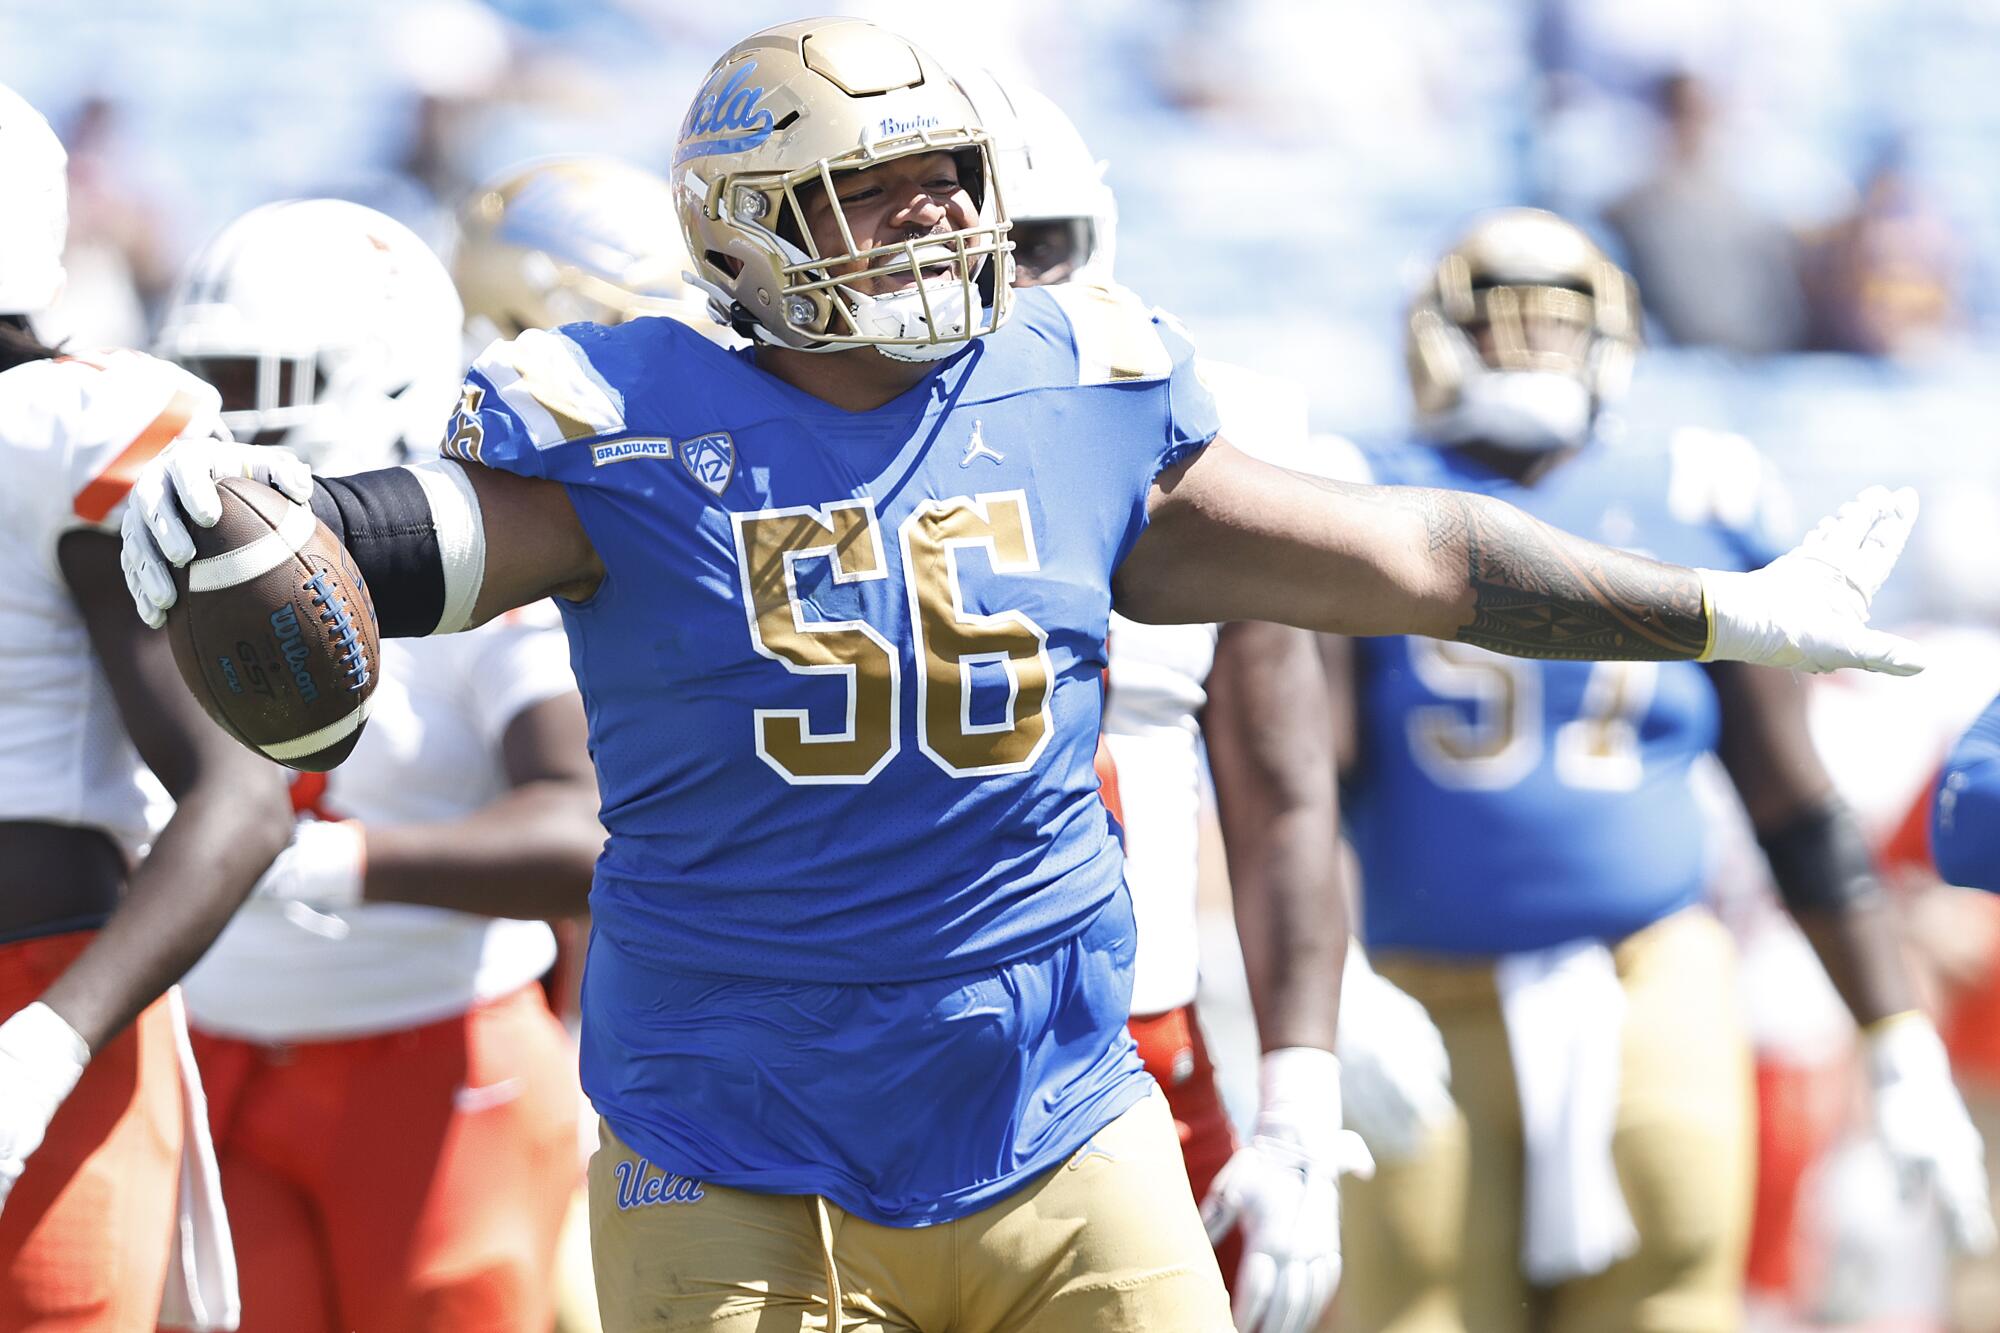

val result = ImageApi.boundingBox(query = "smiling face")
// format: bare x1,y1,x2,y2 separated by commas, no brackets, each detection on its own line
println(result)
796,150,979,297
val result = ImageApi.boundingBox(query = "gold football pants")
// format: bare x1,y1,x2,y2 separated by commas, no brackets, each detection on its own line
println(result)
587,1086,1233,1332
1341,907,1755,1333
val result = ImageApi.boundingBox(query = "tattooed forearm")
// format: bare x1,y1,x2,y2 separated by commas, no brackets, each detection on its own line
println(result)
1433,488,1708,660
1265,468,1708,657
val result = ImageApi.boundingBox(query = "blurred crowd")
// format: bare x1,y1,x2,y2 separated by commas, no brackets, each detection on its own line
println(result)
11,1,2000,1329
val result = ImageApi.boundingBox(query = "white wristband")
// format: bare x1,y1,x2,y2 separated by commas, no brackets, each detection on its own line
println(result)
0,1002,90,1092
1865,1011,1951,1088
1260,1045,1343,1126
259,819,368,910
1695,568,1756,664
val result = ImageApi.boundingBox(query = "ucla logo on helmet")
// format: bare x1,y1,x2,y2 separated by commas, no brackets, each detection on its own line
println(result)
676,61,776,165
679,432,736,496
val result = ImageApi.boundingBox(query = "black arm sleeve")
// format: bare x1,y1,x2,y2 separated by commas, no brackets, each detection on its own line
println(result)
309,469,446,638
1758,797,1887,914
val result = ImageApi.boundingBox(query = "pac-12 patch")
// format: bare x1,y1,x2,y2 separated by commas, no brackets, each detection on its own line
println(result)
679,432,736,495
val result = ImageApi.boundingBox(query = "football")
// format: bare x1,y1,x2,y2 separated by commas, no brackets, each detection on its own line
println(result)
164,476,379,772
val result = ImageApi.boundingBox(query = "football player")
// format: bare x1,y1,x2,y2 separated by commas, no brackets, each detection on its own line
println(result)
120,21,1930,1332
1326,208,1991,1333
157,198,598,1333
963,67,1370,1333
0,82,291,1330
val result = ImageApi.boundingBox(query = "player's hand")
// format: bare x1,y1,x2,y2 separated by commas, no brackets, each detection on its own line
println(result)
1867,1012,1996,1255
1201,1047,1374,1333
0,1003,90,1216
119,432,315,628
1700,486,1925,676
1336,947,1453,1163
253,818,366,911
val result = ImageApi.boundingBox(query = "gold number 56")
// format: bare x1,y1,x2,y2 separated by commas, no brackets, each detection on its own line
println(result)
732,491,1053,785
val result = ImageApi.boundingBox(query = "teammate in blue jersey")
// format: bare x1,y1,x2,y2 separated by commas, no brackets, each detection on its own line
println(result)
1328,209,1991,1333
1937,693,2000,893
120,22,1932,1333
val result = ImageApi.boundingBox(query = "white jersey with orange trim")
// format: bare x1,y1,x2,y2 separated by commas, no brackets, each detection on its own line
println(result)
181,604,576,1041
1112,360,1326,1017
0,350,219,849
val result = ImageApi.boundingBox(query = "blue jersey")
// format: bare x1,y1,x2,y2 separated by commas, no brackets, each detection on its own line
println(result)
1347,431,1788,955
441,283,1217,1224
1936,692,2000,894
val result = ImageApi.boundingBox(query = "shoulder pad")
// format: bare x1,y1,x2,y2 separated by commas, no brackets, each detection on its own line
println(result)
468,327,626,449
0,352,220,525
1665,426,1791,536
1042,282,1175,385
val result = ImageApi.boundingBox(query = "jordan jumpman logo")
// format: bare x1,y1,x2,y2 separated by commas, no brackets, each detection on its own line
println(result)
960,421,1005,467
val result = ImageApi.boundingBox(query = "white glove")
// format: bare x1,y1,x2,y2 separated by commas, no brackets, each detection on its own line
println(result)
1201,1047,1375,1333
1336,946,1454,1163
255,818,367,911
0,1002,91,1215
1700,485,1925,676
1866,1011,1995,1255
119,433,315,628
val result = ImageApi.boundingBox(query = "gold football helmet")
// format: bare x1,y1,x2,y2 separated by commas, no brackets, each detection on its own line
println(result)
1407,208,1641,451
674,18,1012,360
453,157,717,343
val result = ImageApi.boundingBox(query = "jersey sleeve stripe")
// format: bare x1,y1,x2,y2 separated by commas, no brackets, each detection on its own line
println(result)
1044,283,1173,386
71,389,197,523
474,329,625,449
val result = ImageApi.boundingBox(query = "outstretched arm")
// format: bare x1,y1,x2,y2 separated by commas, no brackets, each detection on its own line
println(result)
1116,439,1920,674
120,434,601,636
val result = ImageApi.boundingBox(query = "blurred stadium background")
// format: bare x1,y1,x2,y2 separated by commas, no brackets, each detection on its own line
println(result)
13,2,2000,1328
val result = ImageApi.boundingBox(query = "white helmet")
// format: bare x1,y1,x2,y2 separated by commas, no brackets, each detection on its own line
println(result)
157,200,464,475
0,83,68,317
453,156,722,346
958,69,1116,286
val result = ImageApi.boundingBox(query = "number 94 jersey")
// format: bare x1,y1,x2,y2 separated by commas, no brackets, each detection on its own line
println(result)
1349,430,1790,956
443,284,1217,983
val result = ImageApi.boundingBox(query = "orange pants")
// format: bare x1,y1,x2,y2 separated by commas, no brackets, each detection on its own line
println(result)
1130,1003,1243,1289
193,983,582,1333
0,932,179,1333
1744,1054,1851,1301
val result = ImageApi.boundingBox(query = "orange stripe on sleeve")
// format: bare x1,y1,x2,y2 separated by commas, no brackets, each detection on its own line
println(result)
71,390,197,524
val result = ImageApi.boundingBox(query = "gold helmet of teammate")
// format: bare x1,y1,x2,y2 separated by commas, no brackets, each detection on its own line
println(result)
673,17,1012,361
452,156,718,344
1406,208,1641,453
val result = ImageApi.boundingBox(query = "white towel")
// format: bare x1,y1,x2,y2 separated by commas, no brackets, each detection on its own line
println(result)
1495,940,1638,1284
158,987,240,1331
